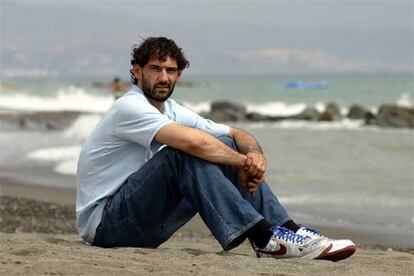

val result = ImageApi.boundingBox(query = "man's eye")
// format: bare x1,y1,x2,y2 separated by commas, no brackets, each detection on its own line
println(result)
167,68,178,74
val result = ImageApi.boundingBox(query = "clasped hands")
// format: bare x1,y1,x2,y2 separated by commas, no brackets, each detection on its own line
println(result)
237,152,267,196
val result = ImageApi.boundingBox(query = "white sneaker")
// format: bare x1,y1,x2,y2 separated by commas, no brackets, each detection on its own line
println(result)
296,225,356,262
252,226,332,259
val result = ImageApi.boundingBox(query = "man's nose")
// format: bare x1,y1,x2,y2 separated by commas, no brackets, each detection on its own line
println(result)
159,69,169,81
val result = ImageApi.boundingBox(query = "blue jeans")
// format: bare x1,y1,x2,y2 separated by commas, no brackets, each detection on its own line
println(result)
93,136,290,250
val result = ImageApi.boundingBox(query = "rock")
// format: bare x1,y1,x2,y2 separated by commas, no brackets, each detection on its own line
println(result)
289,107,321,121
347,105,372,119
364,112,377,125
201,111,234,122
0,111,92,131
208,101,247,122
246,112,272,121
319,103,342,121
375,105,414,128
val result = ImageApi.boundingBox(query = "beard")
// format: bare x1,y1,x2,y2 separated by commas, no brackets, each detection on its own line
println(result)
141,76,176,102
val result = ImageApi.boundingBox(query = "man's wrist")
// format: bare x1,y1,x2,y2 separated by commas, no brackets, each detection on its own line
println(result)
236,154,248,168
247,150,266,158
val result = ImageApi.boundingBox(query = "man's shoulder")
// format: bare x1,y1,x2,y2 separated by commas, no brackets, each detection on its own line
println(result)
114,90,152,110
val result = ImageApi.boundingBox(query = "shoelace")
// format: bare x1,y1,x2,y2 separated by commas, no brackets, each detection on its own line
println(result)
270,226,305,245
298,224,325,238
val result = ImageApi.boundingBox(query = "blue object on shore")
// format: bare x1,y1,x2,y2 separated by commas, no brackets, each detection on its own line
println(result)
284,80,328,90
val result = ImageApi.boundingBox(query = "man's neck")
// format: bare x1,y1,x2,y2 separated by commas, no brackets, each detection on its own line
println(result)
146,97,165,112
136,85,165,111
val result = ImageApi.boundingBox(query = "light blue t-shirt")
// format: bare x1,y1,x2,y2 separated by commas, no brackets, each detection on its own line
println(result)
76,85,229,244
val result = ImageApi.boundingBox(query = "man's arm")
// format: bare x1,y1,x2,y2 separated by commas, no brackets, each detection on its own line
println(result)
155,123,247,168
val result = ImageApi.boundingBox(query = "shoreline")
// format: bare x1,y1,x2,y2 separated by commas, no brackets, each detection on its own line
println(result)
0,178,76,205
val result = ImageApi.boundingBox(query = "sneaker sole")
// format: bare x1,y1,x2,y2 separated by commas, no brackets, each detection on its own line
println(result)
316,245,357,262
302,243,333,259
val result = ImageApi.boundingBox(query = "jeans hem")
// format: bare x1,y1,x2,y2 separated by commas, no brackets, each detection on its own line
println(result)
222,215,264,251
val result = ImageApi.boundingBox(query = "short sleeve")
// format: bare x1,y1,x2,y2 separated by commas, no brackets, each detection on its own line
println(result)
114,100,173,149
173,102,230,137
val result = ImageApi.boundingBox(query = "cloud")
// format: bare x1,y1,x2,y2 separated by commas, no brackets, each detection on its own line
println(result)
230,48,411,72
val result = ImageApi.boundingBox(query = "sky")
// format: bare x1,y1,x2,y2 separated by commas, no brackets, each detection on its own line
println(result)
0,0,413,79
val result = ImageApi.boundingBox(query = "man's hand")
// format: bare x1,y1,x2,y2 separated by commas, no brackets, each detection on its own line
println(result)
238,152,267,196
244,152,267,178
237,168,266,196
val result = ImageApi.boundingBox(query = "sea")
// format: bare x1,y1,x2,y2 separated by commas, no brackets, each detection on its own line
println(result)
0,72,413,248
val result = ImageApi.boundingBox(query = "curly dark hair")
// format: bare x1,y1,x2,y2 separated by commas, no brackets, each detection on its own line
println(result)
130,37,190,85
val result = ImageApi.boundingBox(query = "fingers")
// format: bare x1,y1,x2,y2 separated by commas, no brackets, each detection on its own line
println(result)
245,152,267,178
247,175,265,195
244,155,253,171
239,152,267,195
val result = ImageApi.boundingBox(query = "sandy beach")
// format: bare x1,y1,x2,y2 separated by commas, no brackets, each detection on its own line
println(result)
1,181,413,276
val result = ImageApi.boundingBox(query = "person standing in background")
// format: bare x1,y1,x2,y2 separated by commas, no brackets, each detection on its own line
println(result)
111,77,126,100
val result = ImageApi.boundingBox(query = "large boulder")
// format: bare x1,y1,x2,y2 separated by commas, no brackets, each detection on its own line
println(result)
375,105,414,128
347,105,372,120
319,102,342,121
207,101,247,122
289,107,321,121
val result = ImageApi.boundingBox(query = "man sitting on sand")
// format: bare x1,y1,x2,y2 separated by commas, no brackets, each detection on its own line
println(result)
76,37,356,261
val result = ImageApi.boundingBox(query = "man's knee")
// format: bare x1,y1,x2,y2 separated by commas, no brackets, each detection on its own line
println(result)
218,136,238,151
160,146,186,160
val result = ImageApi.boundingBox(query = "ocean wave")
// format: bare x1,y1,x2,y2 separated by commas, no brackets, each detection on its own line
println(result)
0,86,409,115
27,145,81,176
274,119,365,130
55,160,78,176
1,88,412,131
2,108,409,132
0,110,95,131
184,100,321,117
63,114,102,140
0,86,112,112
397,92,413,107
27,145,81,162
280,194,413,208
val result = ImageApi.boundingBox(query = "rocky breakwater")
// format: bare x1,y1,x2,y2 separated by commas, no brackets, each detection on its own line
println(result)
201,101,414,129
1,102,412,131
0,110,99,131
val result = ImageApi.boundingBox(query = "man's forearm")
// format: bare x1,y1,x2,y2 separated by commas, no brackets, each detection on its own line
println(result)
189,132,247,167
228,128,263,154
155,123,246,167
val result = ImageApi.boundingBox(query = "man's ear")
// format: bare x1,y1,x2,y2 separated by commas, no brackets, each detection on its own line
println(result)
132,64,142,80
177,71,182,81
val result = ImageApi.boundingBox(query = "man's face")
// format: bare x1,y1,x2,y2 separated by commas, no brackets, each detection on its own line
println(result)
135,55,181,102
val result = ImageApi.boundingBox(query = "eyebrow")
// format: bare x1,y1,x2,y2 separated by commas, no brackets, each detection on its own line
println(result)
148,64,178,69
